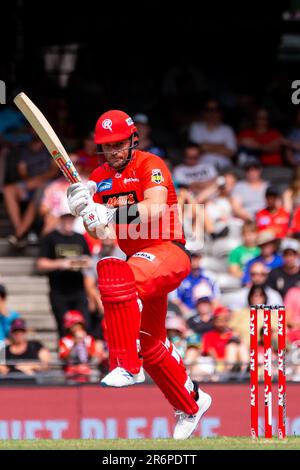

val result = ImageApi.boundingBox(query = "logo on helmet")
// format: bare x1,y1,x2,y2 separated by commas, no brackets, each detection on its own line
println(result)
102,119,113,132
126,117,134,126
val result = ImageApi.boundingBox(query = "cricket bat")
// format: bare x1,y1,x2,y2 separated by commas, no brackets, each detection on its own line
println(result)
14,92,111,236
13,92,81,184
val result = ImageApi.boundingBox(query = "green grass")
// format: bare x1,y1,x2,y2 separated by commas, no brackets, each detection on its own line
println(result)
0,437,299,450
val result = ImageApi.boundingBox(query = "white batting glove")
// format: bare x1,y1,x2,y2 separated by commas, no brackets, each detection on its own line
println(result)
81,201,116,234
67,181,97,217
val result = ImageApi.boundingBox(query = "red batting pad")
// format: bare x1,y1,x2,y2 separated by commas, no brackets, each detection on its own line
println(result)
140,332,198,415
97,257,141,374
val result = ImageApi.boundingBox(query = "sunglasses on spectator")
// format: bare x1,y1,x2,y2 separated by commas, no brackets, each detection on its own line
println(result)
250,271,267,276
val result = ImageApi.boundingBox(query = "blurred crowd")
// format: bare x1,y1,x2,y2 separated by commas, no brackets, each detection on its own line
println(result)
1,93,300,383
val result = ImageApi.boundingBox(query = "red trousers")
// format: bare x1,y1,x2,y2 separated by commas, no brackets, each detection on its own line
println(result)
127,241,191,340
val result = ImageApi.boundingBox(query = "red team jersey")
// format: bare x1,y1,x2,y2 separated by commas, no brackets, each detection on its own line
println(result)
90,150,185,256
255,207,290,238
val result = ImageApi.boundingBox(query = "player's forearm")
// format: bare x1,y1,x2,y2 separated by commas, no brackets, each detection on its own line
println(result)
137,199,166,223
231,199,253,222
228,264,243,278
201,143,235,157
36,257,69,272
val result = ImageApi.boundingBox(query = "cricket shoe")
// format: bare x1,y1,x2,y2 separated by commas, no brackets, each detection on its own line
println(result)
173,388,212,440
100,367,145,387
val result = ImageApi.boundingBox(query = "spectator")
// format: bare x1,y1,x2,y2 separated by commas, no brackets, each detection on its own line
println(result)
39,176,71,235
167,300,184,319
267,238,300,297
36,213,92,337
204,174,235,240
284,287,300,368
242,229,282,285
187,296,214,336
230,285,269,347
228,261,283,311
221,170,238,195
284,287,300,330
59,310,107,383
282,167,300,214
238,107,283,166
133,113,166,158
39,154,86,235
166,315,211,381
174,252,220,315
76,132,104,174
0,106,27,144
188,99,237,170
0,284,21,342
185,330,219,382
255,186,290,239
0,319,50,377
166,315,188,359
231,158,268,221
288,206,300,238
283,107,300,166
228,221,260,279
173,142,218,199
3,134,59,248
201,306,248,372
183,334,204,379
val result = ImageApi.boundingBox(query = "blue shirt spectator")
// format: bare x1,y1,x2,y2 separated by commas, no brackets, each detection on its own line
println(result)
0,285,21,341
177,273,220,309
176,253,220,309
243,254,283,285
242,229,283,285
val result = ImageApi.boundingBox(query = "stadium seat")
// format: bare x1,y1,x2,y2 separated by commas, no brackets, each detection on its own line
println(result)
201,256,228,273
210,237,242,259
210,273,241,292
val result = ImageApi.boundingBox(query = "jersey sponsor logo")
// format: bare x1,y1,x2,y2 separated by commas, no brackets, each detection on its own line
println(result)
132,252,156,262
259,216,271,225
151,168,164,184
102,118,113,132
96,178,113,193
102,191,138,208
124,177,140,184
115,173,122,178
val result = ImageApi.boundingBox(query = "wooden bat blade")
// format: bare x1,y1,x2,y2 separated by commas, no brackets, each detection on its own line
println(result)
14,92,81,184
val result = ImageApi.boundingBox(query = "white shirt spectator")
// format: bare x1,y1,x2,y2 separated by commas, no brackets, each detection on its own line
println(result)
205,196,233,234
188,122,237,169
225,286,283,311
173,162,217,186
231,180,268,219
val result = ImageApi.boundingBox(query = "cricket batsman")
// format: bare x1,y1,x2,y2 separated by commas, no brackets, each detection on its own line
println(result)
67,110,212,439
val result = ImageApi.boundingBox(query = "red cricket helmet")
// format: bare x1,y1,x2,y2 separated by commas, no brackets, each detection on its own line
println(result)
63,310,86,329
94,110,137,145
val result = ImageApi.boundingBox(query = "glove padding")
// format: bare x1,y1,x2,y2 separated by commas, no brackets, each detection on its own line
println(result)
81,202,109,231
67,181,97,217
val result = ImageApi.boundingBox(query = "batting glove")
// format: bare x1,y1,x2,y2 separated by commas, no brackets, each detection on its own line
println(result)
81,201,116,234
67,181,97,217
